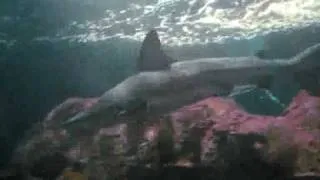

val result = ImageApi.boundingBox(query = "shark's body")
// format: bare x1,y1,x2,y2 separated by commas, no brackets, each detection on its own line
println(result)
63,30,320,126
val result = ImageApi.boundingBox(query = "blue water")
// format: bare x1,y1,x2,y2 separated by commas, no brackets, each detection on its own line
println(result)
0,0,320,168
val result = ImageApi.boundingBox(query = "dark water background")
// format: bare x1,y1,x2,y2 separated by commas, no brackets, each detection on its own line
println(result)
1,0,320,168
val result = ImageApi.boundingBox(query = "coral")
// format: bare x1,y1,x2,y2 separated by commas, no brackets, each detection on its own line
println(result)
263,126,299,177
155,116,176,166
296,146,320,173
10,90,320,179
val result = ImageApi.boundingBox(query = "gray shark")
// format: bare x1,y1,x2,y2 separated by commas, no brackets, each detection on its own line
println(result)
62,30,320,126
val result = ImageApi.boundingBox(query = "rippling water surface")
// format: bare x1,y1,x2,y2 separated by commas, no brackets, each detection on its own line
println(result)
1,0,320,46
35,0,320,45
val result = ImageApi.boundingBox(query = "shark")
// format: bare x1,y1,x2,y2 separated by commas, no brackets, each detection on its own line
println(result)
62,29,320,126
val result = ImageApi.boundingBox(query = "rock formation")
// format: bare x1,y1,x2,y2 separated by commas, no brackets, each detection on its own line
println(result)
8,90,320,180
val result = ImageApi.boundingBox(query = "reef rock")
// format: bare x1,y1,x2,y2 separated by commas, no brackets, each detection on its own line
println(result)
10,90,320,180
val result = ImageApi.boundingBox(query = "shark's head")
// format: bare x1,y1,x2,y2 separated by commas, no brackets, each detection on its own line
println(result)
62,29,175,126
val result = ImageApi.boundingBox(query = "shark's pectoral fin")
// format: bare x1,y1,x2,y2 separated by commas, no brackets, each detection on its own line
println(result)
137,29,174,72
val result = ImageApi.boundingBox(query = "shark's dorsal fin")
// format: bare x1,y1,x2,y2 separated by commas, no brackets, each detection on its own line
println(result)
137,29,175,72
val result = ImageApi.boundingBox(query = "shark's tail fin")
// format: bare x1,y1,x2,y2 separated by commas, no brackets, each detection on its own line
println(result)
288,43,320,69
286,43,320,96
137,29,176,72
255,43,320,99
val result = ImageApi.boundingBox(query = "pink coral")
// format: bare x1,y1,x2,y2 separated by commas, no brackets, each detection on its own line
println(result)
14,90,320,179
